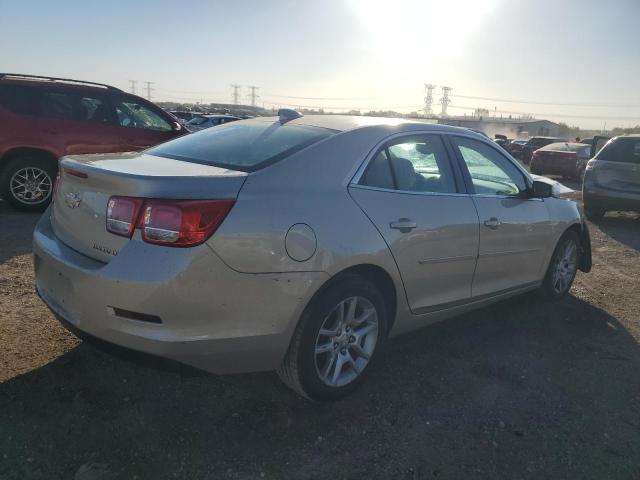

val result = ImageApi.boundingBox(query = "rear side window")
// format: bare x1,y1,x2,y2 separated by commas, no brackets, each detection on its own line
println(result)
596,139,640,164
40,89,111,123
148,121,333,172
0,84,39,114
360,135,457,194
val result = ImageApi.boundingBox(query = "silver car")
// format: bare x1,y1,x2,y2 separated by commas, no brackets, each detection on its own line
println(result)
34,112,592,400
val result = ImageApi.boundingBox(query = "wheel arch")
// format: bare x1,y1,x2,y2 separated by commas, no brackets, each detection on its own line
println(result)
306,263,399,334
1,147,59,172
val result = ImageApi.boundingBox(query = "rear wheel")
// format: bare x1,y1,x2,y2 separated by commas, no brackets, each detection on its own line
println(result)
277,275,387,401
1,155,57,211
540,230,580,300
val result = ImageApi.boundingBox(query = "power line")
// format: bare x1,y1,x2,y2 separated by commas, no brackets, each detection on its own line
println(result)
448,104,640,121
451,93,640,109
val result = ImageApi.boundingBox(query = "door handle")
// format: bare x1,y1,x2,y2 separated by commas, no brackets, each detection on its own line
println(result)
483,217,502,229
390,218,417,232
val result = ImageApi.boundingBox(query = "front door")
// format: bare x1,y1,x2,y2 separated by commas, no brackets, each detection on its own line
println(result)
349,133,479,313
448,135,552,297
111,96,178,150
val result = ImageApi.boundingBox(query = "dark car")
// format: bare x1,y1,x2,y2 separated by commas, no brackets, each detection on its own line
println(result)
582,135,640,219
506,139,527,157
185,114,240,132
0,73,187,211
520,136,567,164
169,110,205,125
530,142,591,180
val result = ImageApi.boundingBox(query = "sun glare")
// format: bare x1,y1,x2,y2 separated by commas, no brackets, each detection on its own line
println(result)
349,0,498,66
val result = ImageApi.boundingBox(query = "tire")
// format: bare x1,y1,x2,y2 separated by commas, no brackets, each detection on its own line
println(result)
584,206,605,221
1,155,57,211
277,274,388,401
540,230,580,301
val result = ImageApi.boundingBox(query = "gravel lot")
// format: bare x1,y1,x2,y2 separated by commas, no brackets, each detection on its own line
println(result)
1,185,639,479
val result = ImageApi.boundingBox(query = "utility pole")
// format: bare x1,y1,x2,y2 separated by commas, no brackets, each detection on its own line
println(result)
247,86,260,107
128,80,137,95
230,84,242,105
439,86,452,116
423,83,436,116
143,81,154,101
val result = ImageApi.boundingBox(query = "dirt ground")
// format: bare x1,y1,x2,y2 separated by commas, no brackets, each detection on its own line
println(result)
1,182,640,479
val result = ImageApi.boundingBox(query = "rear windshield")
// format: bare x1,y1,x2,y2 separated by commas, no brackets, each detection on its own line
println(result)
148,120,333,172
539,142,588,153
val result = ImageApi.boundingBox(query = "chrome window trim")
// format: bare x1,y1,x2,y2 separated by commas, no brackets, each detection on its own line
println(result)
350,129,541,200
348,183,471,198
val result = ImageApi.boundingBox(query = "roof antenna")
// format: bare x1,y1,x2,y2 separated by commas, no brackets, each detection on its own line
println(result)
278,108,302,124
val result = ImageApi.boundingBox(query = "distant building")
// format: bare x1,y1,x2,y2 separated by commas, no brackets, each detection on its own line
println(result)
437,117,560,139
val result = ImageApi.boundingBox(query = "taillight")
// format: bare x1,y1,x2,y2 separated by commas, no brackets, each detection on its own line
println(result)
106,197,234,247
106,197,144,237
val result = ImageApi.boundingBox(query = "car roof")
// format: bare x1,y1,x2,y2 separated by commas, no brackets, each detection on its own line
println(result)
202,114,238,119
0,73,122,92
241,115,488,136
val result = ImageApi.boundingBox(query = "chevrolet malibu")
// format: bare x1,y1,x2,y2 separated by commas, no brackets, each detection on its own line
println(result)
34,112,591,400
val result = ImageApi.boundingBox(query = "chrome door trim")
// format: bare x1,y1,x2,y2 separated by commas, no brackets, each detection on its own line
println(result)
478,248,543,259
418,254,476,265
348,184,471,198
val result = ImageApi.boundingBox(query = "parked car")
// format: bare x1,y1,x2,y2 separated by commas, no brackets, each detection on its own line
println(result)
185,114,240,132
0,73,187,211
34,113,591,400
520,136,567,164
168,110,205,125
493,134,510,149
530,142,591,180
583,134,640,220
506,139,527,157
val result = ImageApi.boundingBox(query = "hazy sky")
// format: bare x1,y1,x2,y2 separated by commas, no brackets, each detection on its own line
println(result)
2,0,639,129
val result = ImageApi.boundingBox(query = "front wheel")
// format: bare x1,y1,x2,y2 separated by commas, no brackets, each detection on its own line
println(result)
540,231,580,300
277,275,388,401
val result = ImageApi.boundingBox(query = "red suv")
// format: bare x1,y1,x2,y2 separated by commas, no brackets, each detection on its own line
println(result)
0,73,187,211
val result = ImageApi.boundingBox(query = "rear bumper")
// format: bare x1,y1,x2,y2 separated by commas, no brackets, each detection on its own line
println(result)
583,183,640,212
33,210,329,374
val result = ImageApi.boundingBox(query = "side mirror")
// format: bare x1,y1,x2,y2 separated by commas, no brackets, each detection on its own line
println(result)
531,180,553,198
172,122,182,132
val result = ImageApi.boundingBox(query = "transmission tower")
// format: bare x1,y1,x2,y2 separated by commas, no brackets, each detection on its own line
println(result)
143,81,154,101
423,84,436,116
247,86,260,107
128,80,137,95
439,86,452,116
231,84,242,105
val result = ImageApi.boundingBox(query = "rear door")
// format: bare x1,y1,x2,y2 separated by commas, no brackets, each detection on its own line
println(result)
448,134,552,297
349,133,479,313
110,95,179,150
593,138,640,194
38,88,125,155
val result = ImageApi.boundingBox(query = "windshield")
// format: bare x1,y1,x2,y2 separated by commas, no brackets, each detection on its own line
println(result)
148,120,333,172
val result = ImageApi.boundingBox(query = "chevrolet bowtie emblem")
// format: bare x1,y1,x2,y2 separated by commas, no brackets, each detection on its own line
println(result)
64,192,82,209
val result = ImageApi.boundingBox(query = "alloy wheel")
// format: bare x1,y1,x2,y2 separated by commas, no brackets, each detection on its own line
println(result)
314,296,379,387
551,239,577,295
9,167,53,205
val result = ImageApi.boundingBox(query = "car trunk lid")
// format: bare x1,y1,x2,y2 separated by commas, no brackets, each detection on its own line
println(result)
51,152,247,263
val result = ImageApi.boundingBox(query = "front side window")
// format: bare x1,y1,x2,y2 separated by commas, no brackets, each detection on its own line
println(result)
148,120,333,172
452,136,527,196
114,98,171,131
360,135,457,193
